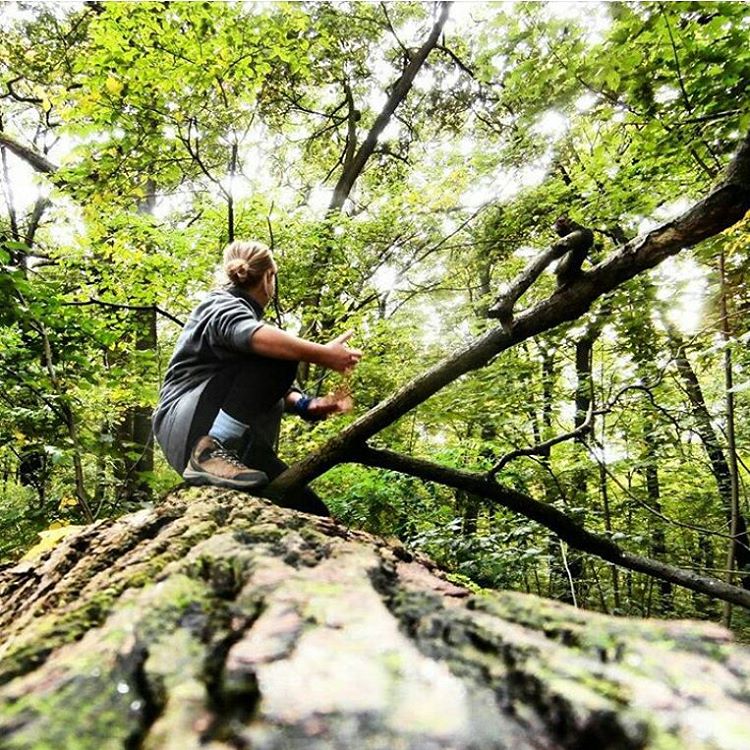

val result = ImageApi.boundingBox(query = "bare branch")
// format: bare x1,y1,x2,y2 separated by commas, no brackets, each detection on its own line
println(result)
0,76,43,104
24,197,51,247
379,2,408,54
349,444,750,610
435,43,477,79
659,3,691,113
0,133,58,174
487,228,594,329
585,441,749,552
62,299,185,327
489,402,594,477
328,1,452,210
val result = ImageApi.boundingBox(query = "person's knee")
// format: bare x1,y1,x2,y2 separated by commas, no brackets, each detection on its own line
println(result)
277,358,299,385
250,356,297,384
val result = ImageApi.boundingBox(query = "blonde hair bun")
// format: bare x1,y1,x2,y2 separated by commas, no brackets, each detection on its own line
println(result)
223,240,273,288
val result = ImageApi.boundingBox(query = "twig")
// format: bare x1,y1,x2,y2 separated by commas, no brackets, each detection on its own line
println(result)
560,540,578,608
489,402,594,477
62,299,184,327
586,441,749,552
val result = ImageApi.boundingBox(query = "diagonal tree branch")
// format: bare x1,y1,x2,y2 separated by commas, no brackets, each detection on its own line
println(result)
0,133,57,174
23,197,52,248
487,227,593,329
328,1,452,211
349,444,750,610
268,128,750,497
62,299,185,327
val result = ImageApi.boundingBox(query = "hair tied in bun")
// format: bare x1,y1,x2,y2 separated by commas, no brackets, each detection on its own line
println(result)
222,240,273,289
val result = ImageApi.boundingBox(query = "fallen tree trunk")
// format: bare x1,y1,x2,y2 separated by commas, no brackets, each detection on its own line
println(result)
2,488,750,749
269,128,750,497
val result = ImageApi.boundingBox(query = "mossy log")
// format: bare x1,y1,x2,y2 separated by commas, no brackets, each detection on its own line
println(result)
1,489,750,749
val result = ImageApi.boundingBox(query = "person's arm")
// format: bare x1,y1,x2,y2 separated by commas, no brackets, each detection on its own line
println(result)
250,327,361,373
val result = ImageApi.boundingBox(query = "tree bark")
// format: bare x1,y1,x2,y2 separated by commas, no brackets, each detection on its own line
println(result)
0,132,57,174
642,427,673,615
3,488,750,749
719,250,741,627
130,306,157,502
668,326,750,588
115,182,158,505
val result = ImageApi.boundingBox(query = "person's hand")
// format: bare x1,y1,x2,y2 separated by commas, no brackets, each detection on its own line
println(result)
307,388,354,419
322,330,362,373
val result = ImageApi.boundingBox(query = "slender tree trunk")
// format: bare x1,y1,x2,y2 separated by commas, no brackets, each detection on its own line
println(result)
535,347,567,600
130,307,157,501
37,324,94,523
720,250,741,626
553,333,596,606
667,324,750,588
642,428,673,614
598,413,621,612
695,534,718,618
457,489,480,536
116,182,158,504
227,141,237,243
0,139,20,245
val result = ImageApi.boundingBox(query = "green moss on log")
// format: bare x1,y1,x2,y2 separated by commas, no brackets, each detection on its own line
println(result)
2,488,750,750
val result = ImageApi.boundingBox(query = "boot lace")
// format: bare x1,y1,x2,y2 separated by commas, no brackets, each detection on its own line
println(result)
210,447,248,470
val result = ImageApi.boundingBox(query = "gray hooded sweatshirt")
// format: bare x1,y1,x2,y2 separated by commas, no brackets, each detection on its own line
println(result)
152,287,271,473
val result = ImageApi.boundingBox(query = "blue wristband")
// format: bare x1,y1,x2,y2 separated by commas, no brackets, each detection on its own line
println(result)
293,395,323,422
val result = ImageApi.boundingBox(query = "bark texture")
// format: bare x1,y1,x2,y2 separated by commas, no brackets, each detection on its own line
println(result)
2,488,750,749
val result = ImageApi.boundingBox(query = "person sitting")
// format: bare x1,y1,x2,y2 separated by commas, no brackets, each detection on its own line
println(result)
152,239,362,517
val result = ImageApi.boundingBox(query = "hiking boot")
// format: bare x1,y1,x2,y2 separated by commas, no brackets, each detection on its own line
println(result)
182,435,268,490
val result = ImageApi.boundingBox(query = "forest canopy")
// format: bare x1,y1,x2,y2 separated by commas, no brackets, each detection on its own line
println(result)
1,1,749,629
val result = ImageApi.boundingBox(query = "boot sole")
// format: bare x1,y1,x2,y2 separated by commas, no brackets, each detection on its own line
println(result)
182,468,269,490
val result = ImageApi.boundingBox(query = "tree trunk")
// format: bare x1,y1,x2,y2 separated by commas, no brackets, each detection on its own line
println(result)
2,488,750,749
719,250,742,627
598,449,621,612
456,488,480,537
642,428,673,615
668,325,750,589
131,306,157,501
115,182,158,504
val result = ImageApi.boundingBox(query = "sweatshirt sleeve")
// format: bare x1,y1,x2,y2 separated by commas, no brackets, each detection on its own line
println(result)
206,297,264,352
